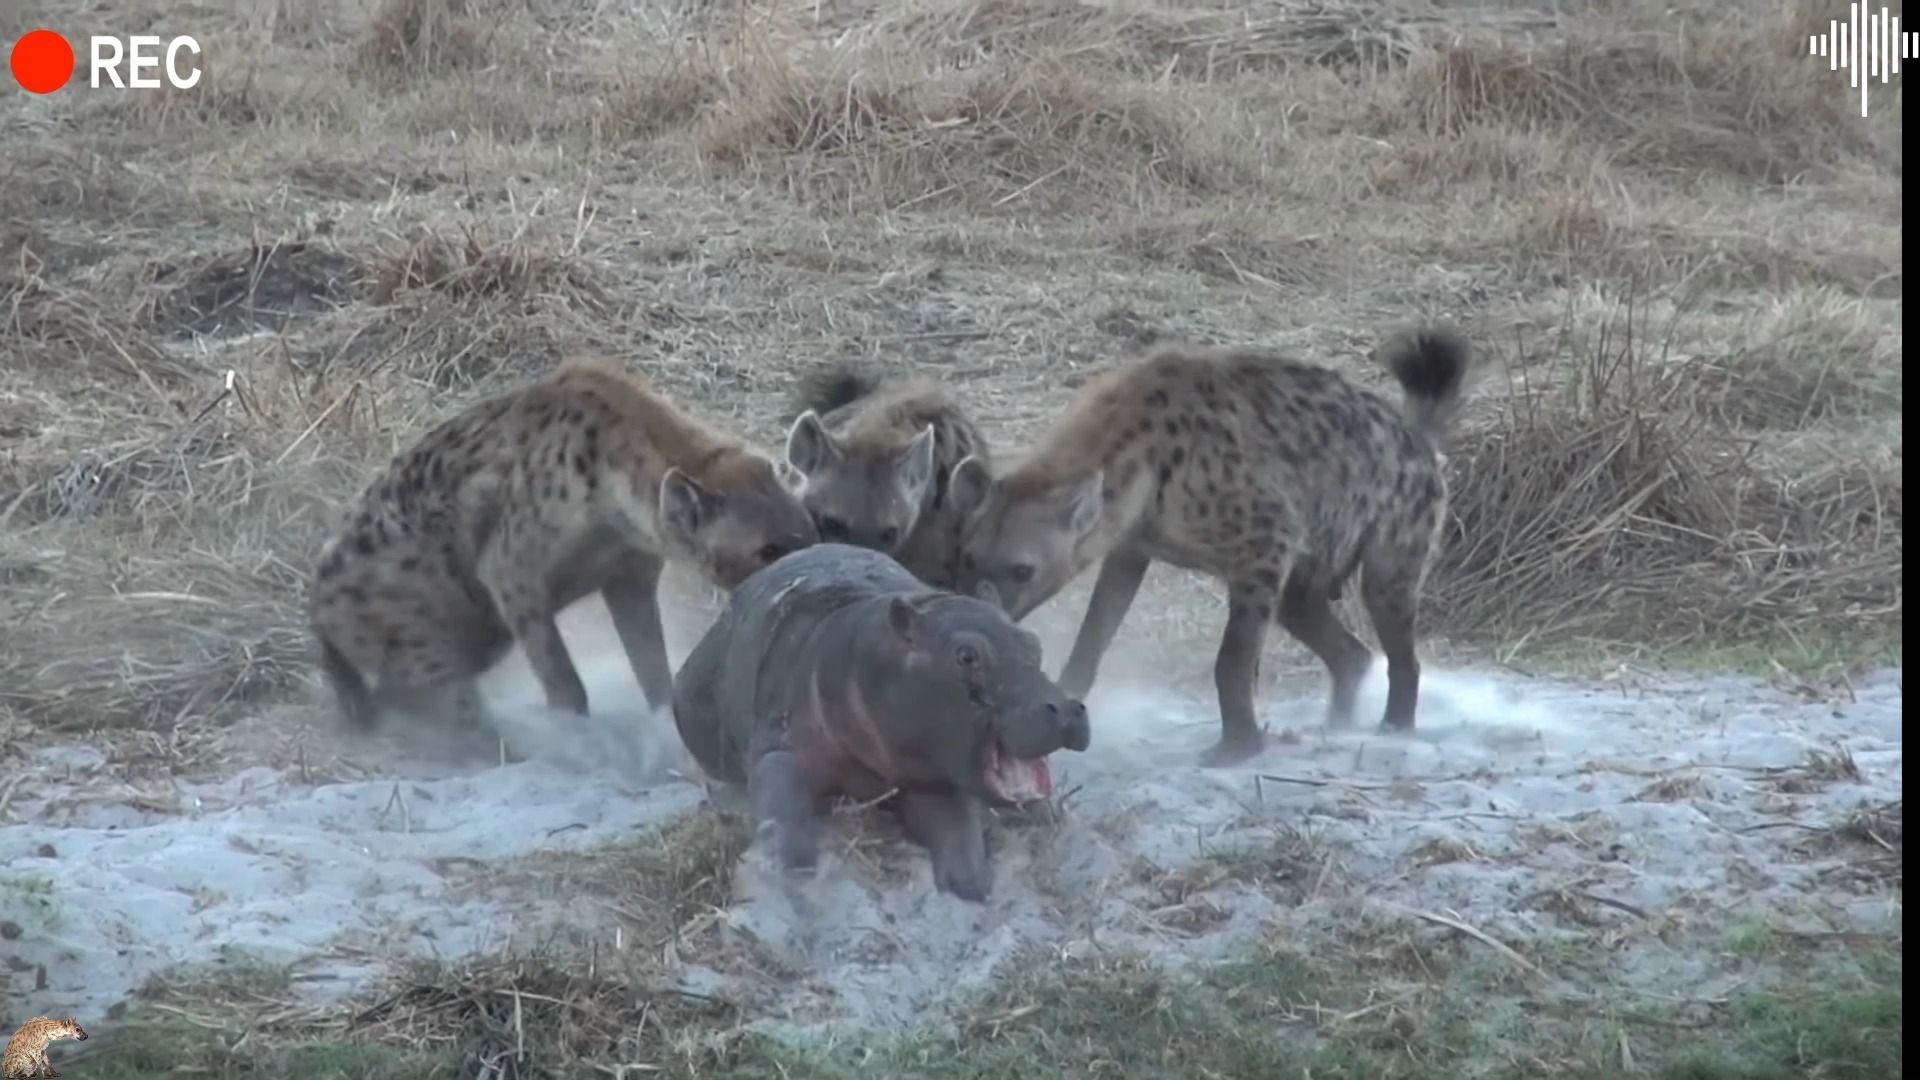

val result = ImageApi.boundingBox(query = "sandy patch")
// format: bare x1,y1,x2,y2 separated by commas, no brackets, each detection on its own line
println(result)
0,597,1901,1034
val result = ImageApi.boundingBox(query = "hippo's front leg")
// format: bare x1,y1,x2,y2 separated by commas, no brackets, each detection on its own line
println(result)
748,749,823,874
897,789,992,902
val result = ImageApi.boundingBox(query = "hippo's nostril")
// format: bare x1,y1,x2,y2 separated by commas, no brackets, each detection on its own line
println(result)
1046,702,1059,717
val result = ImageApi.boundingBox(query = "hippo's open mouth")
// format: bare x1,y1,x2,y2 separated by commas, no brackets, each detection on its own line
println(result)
983,739,1052,804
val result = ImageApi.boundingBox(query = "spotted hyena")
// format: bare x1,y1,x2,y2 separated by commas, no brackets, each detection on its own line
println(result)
3,1016,87,1079
947,328,1474,766
782,361,992,589
307,360,819,744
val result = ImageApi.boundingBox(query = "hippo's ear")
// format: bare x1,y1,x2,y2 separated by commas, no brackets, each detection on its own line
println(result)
972,579,1004,611
659,468,719,544
887,595,926,647
1055,470,1103,539
948,454,993,518
896,424,936,502
785,410,839,476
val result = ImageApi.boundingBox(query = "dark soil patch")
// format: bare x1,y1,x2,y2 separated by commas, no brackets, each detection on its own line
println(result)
148,242,363,339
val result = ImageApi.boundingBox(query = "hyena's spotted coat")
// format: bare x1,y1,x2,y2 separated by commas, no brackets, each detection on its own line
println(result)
948,328,1473,765
783,362,992,589
306,361,818,744
3,1017,87,1079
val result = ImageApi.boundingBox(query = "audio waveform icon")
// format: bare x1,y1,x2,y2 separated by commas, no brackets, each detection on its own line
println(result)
1810,2,1916,117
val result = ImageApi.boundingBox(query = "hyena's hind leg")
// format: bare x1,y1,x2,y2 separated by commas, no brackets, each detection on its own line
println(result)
368,611,528,763
1277,573,1373,730
1358,528,1438,734
318,635,379,731
377,675,529,765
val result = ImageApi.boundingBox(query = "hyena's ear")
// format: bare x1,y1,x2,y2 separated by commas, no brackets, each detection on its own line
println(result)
773,458,808,495
947,454,993,518
1055,470,1103,539
659,468,719,545
784,410,839,476
896,424,937,502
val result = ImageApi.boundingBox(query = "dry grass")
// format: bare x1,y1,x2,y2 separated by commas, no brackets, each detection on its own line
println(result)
1425,284,1903,649
0,0,1900,764
1390,0,1888,183
8,7,1893,1071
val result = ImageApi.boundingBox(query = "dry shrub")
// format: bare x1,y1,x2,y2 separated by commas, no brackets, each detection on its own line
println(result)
691,29,925,160
1387,4,1880,183
889,0,1417,80
491,811,752,932
1115,218,1331,290
600,39,730,140
0,356,381,734
1368,123,1572,195
1,276,209,397
679,18,1232,212
337,227,609,388
1506,181,1622,265
356,0,494,80
1659,290,1903,430
1428,287,1902,646
0,545,318,735
348,949,745,1072
325,291,570,390
369,226,604,306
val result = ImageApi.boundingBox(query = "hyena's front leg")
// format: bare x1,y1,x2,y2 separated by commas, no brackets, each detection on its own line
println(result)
602,552,676,713
1057,548,1151,699
1201,573,1285,767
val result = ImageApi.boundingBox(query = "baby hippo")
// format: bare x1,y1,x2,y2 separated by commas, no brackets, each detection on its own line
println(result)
672,543,1091,901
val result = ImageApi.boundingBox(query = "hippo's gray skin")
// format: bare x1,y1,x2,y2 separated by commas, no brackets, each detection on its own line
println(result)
672,543,1091,901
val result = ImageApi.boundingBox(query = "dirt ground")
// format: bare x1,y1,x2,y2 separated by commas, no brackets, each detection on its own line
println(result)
0,0,1903,1077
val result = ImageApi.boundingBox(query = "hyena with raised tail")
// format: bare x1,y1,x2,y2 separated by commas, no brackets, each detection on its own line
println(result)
947,328,1474,766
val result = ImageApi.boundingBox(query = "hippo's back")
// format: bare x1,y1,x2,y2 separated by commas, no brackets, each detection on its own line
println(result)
760,542,929,600
671,544,931,782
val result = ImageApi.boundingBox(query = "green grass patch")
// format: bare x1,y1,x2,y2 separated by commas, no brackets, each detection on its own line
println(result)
61,930,1899,1079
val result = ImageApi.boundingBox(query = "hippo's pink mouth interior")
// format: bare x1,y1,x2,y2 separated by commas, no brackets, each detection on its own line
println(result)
983,740,1052,803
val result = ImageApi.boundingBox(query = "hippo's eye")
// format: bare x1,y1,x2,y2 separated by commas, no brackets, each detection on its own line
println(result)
819,516,849,540
1009,564,1035,584
954,644,981,669
879,526,900,547
758,543,787,564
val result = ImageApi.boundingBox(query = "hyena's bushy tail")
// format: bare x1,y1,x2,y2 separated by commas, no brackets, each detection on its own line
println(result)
1377,326,1473,446
787,360,883,423
318,635,381,732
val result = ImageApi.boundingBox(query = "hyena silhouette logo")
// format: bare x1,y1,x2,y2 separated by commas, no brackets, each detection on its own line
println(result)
2,1017,88,1079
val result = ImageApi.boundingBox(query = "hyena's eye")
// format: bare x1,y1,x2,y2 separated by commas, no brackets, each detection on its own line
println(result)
1010,564,1035,584
879,526,900,547
758,543,788,564
818,516,849,540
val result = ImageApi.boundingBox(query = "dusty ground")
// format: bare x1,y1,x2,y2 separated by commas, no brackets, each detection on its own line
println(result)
0,0,1902,1076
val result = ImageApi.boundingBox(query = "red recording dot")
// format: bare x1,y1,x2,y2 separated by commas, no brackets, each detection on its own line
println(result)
11,30,75,95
